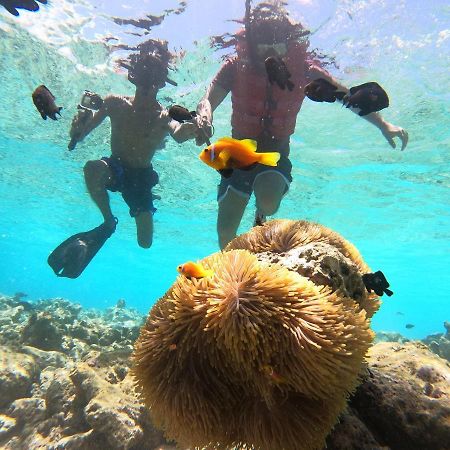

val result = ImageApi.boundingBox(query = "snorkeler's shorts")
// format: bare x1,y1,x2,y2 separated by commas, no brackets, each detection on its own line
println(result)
217,136,293,203
101,156,159,217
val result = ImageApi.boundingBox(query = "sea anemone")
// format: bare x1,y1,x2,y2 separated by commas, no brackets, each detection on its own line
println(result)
226,219,380,318
133,247,374,450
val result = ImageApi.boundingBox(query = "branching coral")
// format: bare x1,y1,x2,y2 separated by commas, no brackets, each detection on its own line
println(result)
133,243,374,450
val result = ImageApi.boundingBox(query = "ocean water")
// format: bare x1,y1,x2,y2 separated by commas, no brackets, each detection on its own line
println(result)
0,0,448,340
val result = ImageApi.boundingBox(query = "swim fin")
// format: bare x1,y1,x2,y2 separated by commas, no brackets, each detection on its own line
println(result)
0,0,47,16
47,218,117,279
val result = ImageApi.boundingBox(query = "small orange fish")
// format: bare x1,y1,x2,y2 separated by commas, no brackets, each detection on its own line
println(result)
177,261,214,279
199,137,280,178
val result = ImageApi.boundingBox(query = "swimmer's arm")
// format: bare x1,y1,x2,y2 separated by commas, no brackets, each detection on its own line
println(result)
194,60,234,145
69,96,112,146
192,83,229,145
307,64,350,95
307,65,409,151
364,113,409,150
198,83,230,120
168,83,230,145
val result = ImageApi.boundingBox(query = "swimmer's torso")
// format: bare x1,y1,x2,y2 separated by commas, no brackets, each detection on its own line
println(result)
106,95,170,168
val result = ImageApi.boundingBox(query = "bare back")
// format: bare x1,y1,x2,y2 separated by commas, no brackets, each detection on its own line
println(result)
106,95,171,168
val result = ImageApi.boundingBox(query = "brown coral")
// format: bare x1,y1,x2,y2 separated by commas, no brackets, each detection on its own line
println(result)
226,219,380,317
133,247,374,450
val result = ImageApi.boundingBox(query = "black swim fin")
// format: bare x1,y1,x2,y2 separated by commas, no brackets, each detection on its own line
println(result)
0,0,47,16
47,219,117,279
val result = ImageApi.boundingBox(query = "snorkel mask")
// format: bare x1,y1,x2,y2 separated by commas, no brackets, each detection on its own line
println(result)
126,53,169,90
245,3,309,63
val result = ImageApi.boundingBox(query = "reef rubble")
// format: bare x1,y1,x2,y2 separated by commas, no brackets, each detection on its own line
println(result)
0,292,449,449
422,321,450,362
0,293,179,450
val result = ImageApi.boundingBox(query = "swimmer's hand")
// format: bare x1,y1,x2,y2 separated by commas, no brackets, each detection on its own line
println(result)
195,99,213,146
194,115,213,146
171,121,199,143
68,108,93,150
170,115,212,145
381,122,409,151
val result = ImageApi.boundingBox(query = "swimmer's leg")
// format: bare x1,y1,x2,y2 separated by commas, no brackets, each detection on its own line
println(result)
217,188,249,250
83,160,116,226
253,171,288,217
135,211,153,249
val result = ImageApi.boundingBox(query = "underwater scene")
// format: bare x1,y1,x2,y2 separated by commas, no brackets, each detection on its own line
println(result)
0,0,449,449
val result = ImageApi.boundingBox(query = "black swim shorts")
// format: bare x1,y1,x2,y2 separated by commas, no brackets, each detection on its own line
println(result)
101,156,159,217
217,136,293,202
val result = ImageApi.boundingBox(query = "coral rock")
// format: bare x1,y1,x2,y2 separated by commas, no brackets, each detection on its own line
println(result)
348,342,450,449
21,312,64,351
0,415,17,441
0,349,37,408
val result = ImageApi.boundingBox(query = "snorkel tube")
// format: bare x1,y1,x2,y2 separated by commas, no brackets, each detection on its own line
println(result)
244,0,258,66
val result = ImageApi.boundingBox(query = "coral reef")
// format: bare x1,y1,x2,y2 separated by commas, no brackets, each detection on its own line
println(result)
0,294,177,450
374,330,410,344
375,321,450,364
133,220,381,450
0,291,449,449
0,295,143,358
423,321,450,362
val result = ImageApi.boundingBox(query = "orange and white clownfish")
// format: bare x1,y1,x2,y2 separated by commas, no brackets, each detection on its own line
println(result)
177,261,214,279
199,137,280,178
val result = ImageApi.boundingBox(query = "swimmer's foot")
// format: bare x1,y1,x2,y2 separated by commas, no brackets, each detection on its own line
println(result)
104,216,118,233
253,210,266,227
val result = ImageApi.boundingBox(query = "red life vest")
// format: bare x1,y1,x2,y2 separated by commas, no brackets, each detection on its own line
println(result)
231,40,309,140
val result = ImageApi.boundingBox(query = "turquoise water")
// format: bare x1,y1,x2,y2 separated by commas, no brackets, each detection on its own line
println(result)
0,0,449,340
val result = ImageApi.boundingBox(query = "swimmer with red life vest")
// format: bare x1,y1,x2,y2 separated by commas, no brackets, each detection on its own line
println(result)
182,2,409,250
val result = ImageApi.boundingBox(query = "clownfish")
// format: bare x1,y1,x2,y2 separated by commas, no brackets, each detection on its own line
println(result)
199,137,280,178
177,261,214,279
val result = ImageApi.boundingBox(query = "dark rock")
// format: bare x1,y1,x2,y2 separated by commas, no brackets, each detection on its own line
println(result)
349,368,450,449
21,312,63,351
326,407,385,449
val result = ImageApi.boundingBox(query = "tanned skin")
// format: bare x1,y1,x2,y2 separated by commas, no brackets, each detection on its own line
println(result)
69,84,196,248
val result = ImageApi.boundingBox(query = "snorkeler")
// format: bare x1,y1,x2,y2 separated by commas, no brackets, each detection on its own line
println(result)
189,2,409,249
48,39,196,278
